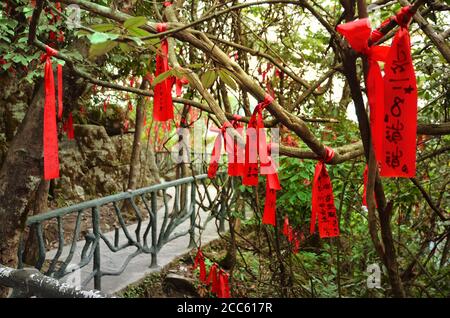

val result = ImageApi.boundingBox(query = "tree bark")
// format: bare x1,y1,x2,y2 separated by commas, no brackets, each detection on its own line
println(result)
127,79,149,190
0,81,45,297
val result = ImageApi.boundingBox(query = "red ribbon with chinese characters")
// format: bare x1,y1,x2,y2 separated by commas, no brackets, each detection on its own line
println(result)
193,249,207,284
337,18,390,163
42,46,61,180
381,6,417,177
153,23,174,122
310,147,339,238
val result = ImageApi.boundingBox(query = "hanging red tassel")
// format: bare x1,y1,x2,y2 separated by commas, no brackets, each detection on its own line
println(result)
63,112,75,140
337,18,390,163
310,146,339,238
193,249,207,284
153,23,174,122
42,46,61,180
381,6,417,177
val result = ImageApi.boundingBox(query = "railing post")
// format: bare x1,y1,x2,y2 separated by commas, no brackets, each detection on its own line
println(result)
188,180,196,248
150,191,158,268
92,207,101,290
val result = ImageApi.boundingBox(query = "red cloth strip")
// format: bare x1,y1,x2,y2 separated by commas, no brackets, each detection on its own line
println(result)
57,64,63,119
153,23,174,122
207,122,232,178
63,112,75,140
193,249,207,284
226,115,245,177
310,146,339,238
243,94,273,186
381,7,417,177
218,270,231,298
42,46,60,180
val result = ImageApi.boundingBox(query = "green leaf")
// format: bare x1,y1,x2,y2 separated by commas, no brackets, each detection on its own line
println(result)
89,41,118,58
152,69,174,86
89,32,118,44
218,69,237,90
127,27,152,37
119,43,132,53
201,70,217,89
123,16,148,29
90,23,116,32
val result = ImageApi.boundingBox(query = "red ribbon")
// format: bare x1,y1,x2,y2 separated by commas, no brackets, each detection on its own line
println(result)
42,46,60,180
207,122,231,178
310,147,339,238
103,95,110,113
282,215,293,242
262,154,281,226
153,23,174,122
218,270,231,298
207,263,219,295
380,6,417,177
57,64,63,119
243,94,273,186
193,249,207,284
227,115,245,177
175,77,189,97
63,112,75,140
337,18,390,163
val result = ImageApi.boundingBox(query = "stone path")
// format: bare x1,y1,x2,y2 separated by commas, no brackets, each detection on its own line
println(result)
46,184,225,295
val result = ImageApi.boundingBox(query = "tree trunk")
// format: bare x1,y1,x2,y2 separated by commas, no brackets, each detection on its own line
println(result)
127,79,149,190
22,179,50,266
0,81,45,297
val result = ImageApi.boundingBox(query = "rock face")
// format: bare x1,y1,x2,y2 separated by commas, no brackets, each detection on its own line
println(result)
54,124,160,204
163,273,199,297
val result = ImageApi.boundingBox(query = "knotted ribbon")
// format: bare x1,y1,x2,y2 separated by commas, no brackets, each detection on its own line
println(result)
42,46,61,180
310,147,339,238
193,249,207,283
337,18,390,163
153,23,174,121
243,94,274,186
207,122,232,178
381,6,417,177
